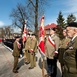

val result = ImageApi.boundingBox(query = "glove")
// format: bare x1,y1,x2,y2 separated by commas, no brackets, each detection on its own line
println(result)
30,49,33,52
54,51,58,54
54,51,58,59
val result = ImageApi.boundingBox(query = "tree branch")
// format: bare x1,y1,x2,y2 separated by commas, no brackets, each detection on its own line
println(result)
29,0,35,8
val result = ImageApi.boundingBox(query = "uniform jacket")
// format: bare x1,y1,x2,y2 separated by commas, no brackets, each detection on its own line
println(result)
45,34,60,59
12,41,20,57
59,37,70,49
30,37,37,53
58,37,70,63
64,36,77,74
25,37,31,51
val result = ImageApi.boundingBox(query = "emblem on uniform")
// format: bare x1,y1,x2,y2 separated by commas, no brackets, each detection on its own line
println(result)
69,46,73,49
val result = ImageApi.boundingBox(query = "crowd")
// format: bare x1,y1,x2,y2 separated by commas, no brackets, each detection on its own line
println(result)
12,22,77,77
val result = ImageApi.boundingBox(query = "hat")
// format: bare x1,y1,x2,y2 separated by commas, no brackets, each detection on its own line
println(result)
31,32,36,36
27,33,30,35
15,36,20,39
67,22,77,27
50,27,56,31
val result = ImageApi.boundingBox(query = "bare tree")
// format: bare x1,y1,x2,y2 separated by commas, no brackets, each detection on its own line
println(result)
25,0,50,38
0,28,4,38
10,0,50,37
10,3,28,34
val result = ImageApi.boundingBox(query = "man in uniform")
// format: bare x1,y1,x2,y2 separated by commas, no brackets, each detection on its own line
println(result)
45,28,60,77
58,29,70,77
63,22,77,77
28,33,37,69
24,33,31,64
12,36,21,73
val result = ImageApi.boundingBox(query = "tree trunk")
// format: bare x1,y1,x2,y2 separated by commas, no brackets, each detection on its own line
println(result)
35,0,38,39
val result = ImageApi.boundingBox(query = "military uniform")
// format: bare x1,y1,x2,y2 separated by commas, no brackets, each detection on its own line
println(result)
29,36,37,69
12,39,20,73
58,37,70,76
63,36,77,77
62,22,77,77
24,37,31,64
45,34,60,77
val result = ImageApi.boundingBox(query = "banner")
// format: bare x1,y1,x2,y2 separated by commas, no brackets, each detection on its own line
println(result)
22,20,27,43
38,16,45,57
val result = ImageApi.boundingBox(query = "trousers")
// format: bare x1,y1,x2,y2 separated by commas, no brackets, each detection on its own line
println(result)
47,57,57,77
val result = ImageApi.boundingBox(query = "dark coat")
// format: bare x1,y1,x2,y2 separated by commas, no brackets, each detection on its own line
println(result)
63,36,77,77
58,37,70,64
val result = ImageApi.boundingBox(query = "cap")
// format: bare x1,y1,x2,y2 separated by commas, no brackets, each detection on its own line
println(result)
27,33,30,35
50,28,56,31
67,22,77,27
31,32,36,36
15,36,20,39
32,33,35,36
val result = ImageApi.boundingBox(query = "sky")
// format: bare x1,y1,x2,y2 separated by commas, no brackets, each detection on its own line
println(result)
0,0,77,31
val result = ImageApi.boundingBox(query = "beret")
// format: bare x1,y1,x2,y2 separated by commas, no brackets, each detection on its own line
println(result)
50,28,56,31
67,22,77,27
31,32,36,36
27,33,30,35
15,36,20,39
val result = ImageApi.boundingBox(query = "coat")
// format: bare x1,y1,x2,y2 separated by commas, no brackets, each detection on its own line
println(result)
12,41,20,57
58,37,70,63
63,36,77,77
25,37,31,51
30,37,37,53
45,34,60,59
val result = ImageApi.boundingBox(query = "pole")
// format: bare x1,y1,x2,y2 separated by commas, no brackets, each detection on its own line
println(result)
42,58,44,77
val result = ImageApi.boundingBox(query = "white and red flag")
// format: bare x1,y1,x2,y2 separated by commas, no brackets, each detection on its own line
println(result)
22,20,27,43
38,16,45,57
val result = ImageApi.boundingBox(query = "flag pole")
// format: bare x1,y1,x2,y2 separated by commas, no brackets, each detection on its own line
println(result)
38,16,45,77
42,58,45,77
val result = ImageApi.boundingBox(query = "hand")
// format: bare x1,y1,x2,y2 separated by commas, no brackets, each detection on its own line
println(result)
54,51,58,54
54,51,58,59
30,49,33,52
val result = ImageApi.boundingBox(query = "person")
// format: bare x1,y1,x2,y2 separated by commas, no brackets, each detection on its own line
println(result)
58,29,70,77
28,33,37,69
19,37,23,58
63,22,77,77
12,36,21,73
45,28,60,77
24,33,31,64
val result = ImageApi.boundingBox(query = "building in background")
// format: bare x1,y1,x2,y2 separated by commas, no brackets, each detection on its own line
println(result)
44,23,57,36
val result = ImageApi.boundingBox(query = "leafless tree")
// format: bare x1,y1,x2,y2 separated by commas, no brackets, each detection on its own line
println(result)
10,3,28,34
10,0,50,37
26,0,50,37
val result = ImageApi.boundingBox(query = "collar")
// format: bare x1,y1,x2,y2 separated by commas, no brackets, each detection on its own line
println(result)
51,34,55,37
72,34,77,41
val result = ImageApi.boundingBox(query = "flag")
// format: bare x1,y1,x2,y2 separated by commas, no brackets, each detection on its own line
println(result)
38,16,45,57
22,20,27,43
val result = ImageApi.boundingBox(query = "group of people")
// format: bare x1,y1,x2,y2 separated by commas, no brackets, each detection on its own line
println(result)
44,22,77,77
12,33,37,73
12,22,77,77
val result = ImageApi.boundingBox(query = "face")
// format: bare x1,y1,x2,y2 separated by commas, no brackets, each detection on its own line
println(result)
31,35,35,39
63,29,67,37
27,35,30,38
66,27,75,38
50,29,55,35
16,37,20,41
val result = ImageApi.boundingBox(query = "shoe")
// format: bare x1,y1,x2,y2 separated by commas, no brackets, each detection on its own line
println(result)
25,62,30,65
44,74,50,77
16,67,20,70
28,67,34,69
13,70,18,73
